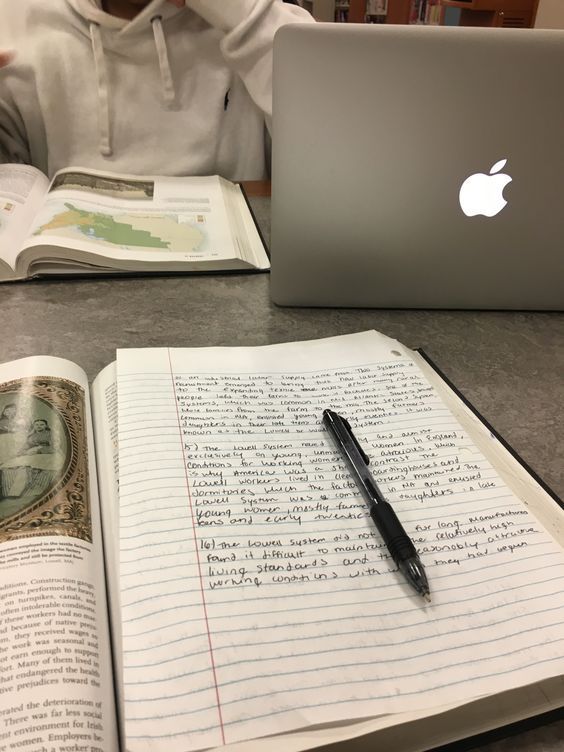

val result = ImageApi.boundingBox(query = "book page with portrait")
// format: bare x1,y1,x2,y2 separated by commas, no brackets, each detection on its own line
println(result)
0,356,119,752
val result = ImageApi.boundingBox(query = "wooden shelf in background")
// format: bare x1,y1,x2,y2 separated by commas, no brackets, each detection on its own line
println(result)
442,0,531,9
306,0,538,26
441,0,539,26
241,181,271,198
343,1,439,25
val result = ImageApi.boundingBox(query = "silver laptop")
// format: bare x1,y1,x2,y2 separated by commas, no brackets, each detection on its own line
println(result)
270,23,564,309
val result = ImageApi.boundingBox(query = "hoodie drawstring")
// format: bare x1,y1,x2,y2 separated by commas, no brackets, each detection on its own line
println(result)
88,16,177,158
151,16,177,109
89,22,113,157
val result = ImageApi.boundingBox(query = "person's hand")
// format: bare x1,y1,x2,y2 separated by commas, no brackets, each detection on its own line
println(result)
182,0,251,33
0,50,15,69
167,0,186,7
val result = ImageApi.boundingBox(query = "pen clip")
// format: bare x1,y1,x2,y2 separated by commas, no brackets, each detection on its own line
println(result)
341,416,371,466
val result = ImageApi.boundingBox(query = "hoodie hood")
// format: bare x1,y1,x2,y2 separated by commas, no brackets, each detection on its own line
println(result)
0,0,314,180
64,0,186,156
65,0,185,34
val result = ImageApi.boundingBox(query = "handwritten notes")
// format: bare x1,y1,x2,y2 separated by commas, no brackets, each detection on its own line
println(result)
116,331,564,752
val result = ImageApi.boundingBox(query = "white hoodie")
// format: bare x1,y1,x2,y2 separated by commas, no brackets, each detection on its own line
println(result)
0,0,313,179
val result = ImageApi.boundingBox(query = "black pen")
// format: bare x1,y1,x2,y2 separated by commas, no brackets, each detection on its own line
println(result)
322,409,431,602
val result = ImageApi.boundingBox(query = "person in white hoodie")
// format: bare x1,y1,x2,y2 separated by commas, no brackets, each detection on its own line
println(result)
0,0,313,180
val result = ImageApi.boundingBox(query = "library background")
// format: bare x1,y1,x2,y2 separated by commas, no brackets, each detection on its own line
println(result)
298,0,562,30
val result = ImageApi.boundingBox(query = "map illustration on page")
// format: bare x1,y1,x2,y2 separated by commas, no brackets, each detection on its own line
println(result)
0,165,269,281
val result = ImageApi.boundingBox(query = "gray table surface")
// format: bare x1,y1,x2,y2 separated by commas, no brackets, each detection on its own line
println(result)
1,196,563,752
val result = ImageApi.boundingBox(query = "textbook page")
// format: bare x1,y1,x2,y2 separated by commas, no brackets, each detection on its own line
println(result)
116,331,564,752
91,361,125,734
0,164,49,277
17,168,247,275
0,356,119,752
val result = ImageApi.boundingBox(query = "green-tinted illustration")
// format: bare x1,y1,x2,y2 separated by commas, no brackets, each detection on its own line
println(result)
36,203,169,248
0,377,91,544
34,203,205,253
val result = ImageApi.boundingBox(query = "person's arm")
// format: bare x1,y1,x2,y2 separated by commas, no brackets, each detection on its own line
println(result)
0,51,31,164
185,0,315,129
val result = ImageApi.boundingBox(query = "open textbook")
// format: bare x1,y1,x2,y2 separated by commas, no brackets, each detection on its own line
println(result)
1,331,563,752
0,164,269,281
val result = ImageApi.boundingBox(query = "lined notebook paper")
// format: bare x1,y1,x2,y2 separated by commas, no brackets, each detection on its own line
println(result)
116,331,564,752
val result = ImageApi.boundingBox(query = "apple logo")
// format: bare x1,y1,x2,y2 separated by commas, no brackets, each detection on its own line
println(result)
459,159,512,218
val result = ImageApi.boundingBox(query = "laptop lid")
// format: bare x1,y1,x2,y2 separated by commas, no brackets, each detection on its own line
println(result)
270,23,564,309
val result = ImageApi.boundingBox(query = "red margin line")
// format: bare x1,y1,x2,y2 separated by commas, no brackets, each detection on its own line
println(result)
168,348,226,745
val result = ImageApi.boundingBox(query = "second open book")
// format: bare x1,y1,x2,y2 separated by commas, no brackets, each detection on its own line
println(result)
1,331,563,752
0,164,269,281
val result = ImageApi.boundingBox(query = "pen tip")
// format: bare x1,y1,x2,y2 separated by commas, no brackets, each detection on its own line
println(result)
422,592,432,604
